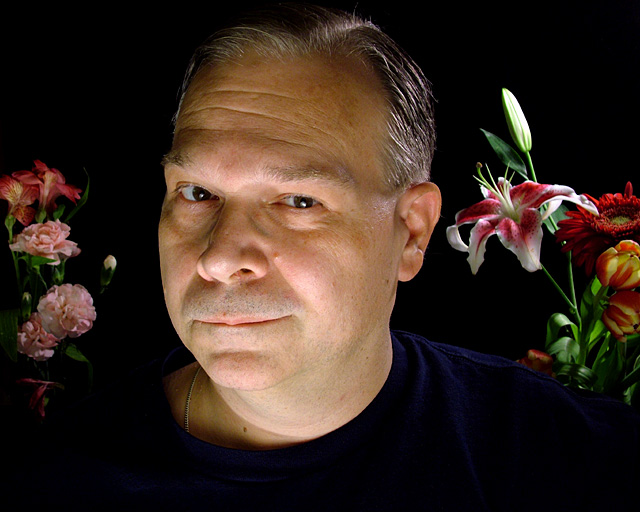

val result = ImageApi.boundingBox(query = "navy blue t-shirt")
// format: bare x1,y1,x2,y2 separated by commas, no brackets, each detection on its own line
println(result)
7,331,640,510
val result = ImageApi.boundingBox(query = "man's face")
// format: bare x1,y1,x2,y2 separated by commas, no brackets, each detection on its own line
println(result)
159,52,422,391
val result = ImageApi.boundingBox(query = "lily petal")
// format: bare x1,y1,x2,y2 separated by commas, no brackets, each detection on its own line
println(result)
495,208,543,272
453,198,502,226
508,181,598,217
446,224,469,252
467,219,498,274
541,193,599,219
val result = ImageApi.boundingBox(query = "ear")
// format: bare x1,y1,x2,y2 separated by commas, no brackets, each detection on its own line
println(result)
396,182,441,282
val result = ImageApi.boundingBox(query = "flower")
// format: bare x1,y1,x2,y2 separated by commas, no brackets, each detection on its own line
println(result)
601,290,640,342
596,240,640,291
502,88,532,153
555,182,640,275
17,313,61,361
0,174,38,226
517,349,556,377
16,378,62,420
12,160,82,215
446,172,598,273
9,219,80,265
37,283,96,339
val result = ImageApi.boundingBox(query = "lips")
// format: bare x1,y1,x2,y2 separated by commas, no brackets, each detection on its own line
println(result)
196,316,286,326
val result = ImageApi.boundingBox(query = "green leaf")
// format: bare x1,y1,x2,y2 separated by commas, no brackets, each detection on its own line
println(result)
591,338,624,393
52,204,66,221
547,336,580,363
24,255,58,267
590,277,603,296
554,362,598,389
546,313,578,347
588,319,607,344
63,169,90,223
621,354,640,391
625,379,640,411
64,343,94,390
0,309,19,362
480,129,528,180
64,342,90,363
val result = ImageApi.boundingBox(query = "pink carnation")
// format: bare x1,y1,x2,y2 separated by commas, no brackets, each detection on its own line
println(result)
37,284,96,339
9,219,80,265
17,313,61,361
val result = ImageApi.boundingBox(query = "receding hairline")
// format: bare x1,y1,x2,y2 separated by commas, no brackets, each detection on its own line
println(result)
170,3,436,190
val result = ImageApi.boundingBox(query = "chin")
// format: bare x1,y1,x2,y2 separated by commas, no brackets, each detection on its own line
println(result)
201,351,294,392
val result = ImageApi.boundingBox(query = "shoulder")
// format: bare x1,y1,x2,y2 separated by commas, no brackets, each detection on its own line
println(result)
28,346,192,441
392,329,640,429
390,331,640,508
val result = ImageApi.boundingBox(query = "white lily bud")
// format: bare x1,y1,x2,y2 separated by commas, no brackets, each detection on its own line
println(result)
502,88,532,153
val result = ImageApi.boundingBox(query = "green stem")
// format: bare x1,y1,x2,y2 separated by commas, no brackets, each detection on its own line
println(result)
5,217,23,299
541,264,578,316
566,252,578,312
525,151,537,182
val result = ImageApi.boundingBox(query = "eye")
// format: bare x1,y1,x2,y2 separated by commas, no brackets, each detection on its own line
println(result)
179,185,216,202
281,195,319,209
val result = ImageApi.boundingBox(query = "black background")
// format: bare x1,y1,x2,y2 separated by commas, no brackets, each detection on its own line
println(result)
2,0,639,390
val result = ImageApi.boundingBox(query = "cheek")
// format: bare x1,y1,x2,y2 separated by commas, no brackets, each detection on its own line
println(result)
274,220,397,315
158,220,201,312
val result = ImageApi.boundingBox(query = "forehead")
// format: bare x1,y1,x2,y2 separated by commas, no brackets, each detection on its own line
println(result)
172,52,388,187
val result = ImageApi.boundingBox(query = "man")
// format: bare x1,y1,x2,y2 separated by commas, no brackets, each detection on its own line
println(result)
8,4,640,510
157,2,440,450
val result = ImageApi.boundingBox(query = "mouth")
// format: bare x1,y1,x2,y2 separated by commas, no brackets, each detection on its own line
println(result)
196,316,287,327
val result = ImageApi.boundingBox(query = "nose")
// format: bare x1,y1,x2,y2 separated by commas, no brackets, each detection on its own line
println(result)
196,205,269,284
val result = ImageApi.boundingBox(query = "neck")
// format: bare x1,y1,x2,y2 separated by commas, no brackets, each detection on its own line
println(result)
182,338,393,450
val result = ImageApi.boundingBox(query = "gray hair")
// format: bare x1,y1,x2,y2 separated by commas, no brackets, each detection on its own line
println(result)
174,3,436,190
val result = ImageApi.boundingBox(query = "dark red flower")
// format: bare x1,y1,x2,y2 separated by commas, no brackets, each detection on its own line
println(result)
517,349,556,377
555,182,640,275
16,378,62,420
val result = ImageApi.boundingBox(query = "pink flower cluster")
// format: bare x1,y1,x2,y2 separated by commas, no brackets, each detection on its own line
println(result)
17,284,96,361
9,219,80,265
37,284,96,340
17,313,60,361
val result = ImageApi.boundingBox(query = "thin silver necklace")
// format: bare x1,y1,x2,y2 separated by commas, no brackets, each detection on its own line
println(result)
184,365,202,432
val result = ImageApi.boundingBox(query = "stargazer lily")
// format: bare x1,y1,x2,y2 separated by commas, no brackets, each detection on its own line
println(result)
447,171,598,274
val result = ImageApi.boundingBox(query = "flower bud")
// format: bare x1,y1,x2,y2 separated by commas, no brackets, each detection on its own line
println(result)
21,292,32,321
103,254,117,271
502,88,532,153
602,290,640,342
100,255,117,290
517,349,555,377
596,240,640,290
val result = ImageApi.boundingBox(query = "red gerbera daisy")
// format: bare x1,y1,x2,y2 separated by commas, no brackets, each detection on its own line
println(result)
555,182,640,275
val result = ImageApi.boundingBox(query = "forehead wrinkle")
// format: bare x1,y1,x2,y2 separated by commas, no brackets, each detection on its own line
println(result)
179,101,349,155
162,132,355,189
189,86,345,120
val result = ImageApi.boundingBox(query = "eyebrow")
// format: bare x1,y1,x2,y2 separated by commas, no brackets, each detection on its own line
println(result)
161,151,191,168
161,151,356,189
262,164,355,188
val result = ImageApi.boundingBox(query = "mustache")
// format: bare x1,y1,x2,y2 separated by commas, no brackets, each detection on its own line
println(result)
182,286,297,320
